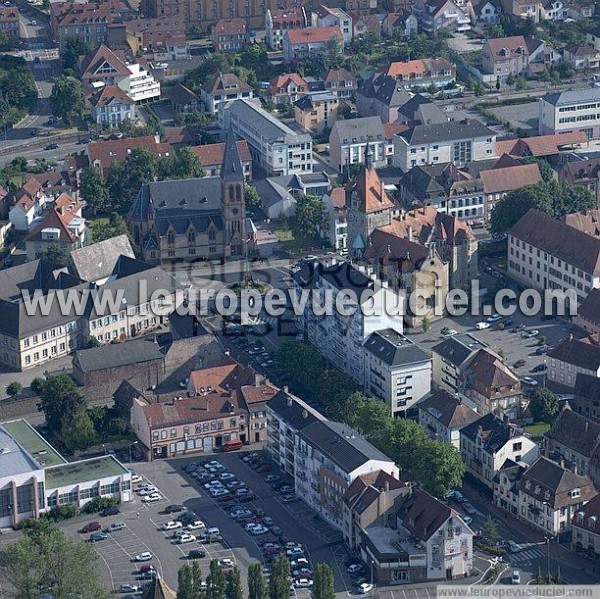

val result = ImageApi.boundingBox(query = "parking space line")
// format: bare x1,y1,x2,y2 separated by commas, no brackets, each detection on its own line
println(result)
425,587,431,598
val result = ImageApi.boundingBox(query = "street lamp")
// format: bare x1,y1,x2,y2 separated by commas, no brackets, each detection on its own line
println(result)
128,441,138,463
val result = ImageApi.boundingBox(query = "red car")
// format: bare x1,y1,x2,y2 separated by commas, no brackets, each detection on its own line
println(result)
139,565,155,573
81,521,101,533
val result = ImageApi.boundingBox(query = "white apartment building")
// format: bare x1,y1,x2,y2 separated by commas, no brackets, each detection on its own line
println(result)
518,457,597,536
508,208,600,299
547,337,600,390
539,88,600,138
117,63,161,104
293,260,404,385
296,419,400,531
220,99,313,176
322,188,348,256
394,120,496,171
265,8,307,50
363,329,431,418
460,413,539,489
311,5,352,43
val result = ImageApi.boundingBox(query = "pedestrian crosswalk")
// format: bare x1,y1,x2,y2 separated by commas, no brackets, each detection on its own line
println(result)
510,545,545,563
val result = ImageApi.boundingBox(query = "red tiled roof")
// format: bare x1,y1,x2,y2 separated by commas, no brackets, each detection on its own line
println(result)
0,6,19,21
329,187,345,209
268,73,307,96
240,383,278,406
190,141,251,167
480,163,541,194
383,122,409,139
88,84,133,108
24,207,79,244
286,26,342,44
485,35,529,59
87,136,172,172
79,44,130,79
347,165,395,214
213,18,246,35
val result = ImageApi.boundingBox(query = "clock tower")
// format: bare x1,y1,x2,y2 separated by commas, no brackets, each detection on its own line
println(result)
220,128,246,257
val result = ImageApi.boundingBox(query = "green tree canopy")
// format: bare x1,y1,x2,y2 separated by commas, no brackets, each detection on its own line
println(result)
177,562,204,599
63,38,92,70
38,374,83,433
312,563,335,599
412,439,466,498
225,566,244,599
269,554,291,599
489,181,595,235
293,195,326,241
89,212,129,243
6,381,22,398
248,562,266,599
245,185,260,210
80,165,110,214
207,559,226,599
60,405,96,451
49,76,85,126
35,244,70,268
530,388,560,423
0,56,37,113
0,521,109,599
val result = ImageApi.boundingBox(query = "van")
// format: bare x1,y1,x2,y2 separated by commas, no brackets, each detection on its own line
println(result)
223,439,243,452
107,521,126,532
206,527,220,536
512,570,521,585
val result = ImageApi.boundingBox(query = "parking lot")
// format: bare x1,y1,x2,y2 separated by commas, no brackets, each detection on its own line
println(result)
61,450,353,595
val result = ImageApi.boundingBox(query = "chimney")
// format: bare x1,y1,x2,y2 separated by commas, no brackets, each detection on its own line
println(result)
302,409,308,419
573,463,578,475
380,180,384,203
255,373,262,387
384,481,390,492
284,385,289,394
559,459,565,469
408,226,413,242
569,333,574,341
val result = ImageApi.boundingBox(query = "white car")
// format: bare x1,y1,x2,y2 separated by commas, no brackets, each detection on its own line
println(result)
442,329,458,337
134,552,153,562
138,486,158,496
206,460,223,469
204,481,223,489
359,583,374,594
476,322,491,330
142,493,161,503
219,558,234,568
177,533,196,544
294,579,313,588
120,584,139,593
219,472,235,481
463,516,473,525
293,568,313,578
210,488,229,497
347,564,363,574
486,313,502,323
187,521,206,530
163,521,183,530
520,376,539,387
130,474,143,484
251,525,269,535
135,483,153,492
523,329,540,338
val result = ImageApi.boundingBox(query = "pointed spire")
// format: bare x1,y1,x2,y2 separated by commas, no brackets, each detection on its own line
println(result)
221,127,243,182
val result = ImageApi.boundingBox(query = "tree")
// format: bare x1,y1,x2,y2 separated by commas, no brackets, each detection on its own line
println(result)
63,38,91,70
87,337,102,349
0,56,37,113
90,212,129,243
245,185,260,210
412,439,465,497
482,514,499,542
207,559,226,599
530,388,560,423
225,567,243,599
60,405,96,451
30,377,45,396
248,562,266,599
324,35,343,69
293,195,326,241
312,563,335,599
506,73,515,86
49,76,85,126
36,244,70,267
495,76,501,91
80,165,110,214
0,522,109,599
38,374,82,433
6,381,22,398
421,316,430,332
269,554,291,599
522,156,554,183
177,563,202,599
11,156,27,171
167,146,206,180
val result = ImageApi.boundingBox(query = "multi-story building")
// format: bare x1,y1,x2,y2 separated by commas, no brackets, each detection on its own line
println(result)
381,10,418,37
481,36,530,79
573,373,600,423
190,140,252,179
128,130,248,261
547,337,600,390
539,88,600,138
499,0,540,22
329,117,392,172
412,0,472,35
88,85,135,126
293,260,404,385
267,73,308,105
120,16,188,60
394,120,497,171
571,494,600,555
576,288,600,334
311,5,352,43
295,419,400,530
384,58,457,90
559,158,600,209
322,187,348,255
282,26,343,63
266,388,326,477
200,73,254,114
432,334,486,394
363,329,431,418
564,43,600,71
220,99,313,176
356,74,412,124
0,6,20,41
118,63,161,104
418,389,479,449
294,92,339,133
507,208,600,299
265,8,307,50
212,18,247,52
460,413,539,489
322,68,356,99
518,457,597,535
0,419,131,529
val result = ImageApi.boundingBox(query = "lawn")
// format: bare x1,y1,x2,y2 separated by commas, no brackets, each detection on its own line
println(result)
523,422,550,440
272,224,307,252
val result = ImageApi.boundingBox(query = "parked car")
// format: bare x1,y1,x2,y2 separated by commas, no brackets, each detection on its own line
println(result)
186,520,206,530
347,564,363,574
177,533,196,544
513,359,526,369
142,493,161,503
507,541,521,553
512,570,521,585
476,322,490,330
189,549,207,559
165,504,186,514
81,521,101,533
101,506,120,517
119,584,139,593
463,502,476,515
486,314,502,323
520,376,539,387
522,329,539,338
219,558,234,569
532,364,547,373
107,522,126,533
89,532,108,542
163,521,183,530
44,143,59,150
138,486,158,496
138,570,158,580
294,579,313,588
134,552,153,562
359,583,374,594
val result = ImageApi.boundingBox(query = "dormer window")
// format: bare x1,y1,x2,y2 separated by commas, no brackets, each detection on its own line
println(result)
188,229,196,245
167,231,175,246
571,489,581,499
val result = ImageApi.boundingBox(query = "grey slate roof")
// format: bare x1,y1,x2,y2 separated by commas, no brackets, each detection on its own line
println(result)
299,420,394,473
543,88,600,107
432,336,476,368
400,119,495,145
460,413,516,454
545,407,600,459
397,94,447,125
548,338,600,371
70,234,135,283
221,128,244,183
293,260,375,299
73,339,165,373
267,389,326,431
331,116,385,144
360,73,412,108
364,329,430,367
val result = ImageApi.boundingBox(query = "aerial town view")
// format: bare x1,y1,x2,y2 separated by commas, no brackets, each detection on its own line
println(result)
3,0,600,596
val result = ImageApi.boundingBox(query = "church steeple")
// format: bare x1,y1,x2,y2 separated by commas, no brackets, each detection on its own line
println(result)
221,127,243,182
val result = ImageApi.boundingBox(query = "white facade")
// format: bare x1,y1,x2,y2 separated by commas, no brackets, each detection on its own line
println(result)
394,133,496,171
507,233,598,299
312,7,352,43
294,262,404,385
200,85,254,115
220,99,313,176
539,90,600,137
548,354,600,389
91,98,135,126
9,202,39,231
117,64,161,103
